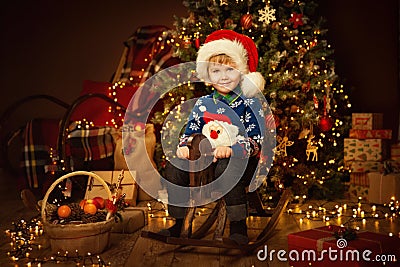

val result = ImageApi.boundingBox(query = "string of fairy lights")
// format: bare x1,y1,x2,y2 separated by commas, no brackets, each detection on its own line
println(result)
286,197,400,238
5,216,111,266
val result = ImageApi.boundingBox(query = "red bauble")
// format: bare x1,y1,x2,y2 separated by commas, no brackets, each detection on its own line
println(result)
224,18,234,29
195,38,201,49
319,116,333,132
240,13,253,30
265,114,280,129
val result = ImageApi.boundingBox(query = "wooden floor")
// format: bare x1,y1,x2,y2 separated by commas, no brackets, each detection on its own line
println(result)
1,167,399,267
126,199,400,267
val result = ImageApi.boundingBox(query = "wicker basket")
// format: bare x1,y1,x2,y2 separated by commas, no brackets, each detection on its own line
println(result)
41,171,115,254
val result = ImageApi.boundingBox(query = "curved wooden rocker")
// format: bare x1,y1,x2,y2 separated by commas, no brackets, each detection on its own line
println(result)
142,134,291,252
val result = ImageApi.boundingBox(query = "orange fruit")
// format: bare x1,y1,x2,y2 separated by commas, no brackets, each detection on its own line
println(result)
83,203,97,215
57,205,72,218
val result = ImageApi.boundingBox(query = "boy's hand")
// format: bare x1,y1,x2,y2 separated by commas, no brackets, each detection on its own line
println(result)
176,146,190,159
213,146,232,162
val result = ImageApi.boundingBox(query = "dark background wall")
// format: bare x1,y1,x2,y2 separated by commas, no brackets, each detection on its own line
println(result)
1,0,399,140
319,0,399,140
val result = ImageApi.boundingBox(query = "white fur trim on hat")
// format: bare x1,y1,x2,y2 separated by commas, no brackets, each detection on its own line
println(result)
241,72,265,97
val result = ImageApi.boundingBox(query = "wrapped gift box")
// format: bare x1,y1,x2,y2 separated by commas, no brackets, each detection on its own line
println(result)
349,129,392,139
349,172,369,187
351,113,383,130
111,207,148,233
288,226,400,267
344,160,384,173
367,172,400,204
85,170,137,202
344,138,389,162
391,143,400,161
347,183,369,201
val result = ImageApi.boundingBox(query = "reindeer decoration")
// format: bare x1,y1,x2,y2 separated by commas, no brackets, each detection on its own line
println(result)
306,134,318,161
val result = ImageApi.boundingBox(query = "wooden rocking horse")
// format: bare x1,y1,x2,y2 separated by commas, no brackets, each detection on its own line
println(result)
141,133,291,253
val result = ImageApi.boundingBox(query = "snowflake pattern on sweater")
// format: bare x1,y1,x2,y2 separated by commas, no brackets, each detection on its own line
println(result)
179,87,265,158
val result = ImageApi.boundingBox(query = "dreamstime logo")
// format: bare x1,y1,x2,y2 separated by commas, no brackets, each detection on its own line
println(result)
336,238,347,249
257,241,397,263
122,62,275,207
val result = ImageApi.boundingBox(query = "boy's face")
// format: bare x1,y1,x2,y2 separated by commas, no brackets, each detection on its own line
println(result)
208,62,241,95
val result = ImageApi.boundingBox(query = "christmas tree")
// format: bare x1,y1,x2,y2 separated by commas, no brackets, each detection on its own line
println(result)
153,0,352,202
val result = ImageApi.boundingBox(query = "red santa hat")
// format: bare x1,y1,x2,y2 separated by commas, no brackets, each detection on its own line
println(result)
203,111,232,125
196,29,265,97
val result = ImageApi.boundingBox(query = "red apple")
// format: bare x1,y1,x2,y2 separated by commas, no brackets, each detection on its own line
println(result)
92,197,105,209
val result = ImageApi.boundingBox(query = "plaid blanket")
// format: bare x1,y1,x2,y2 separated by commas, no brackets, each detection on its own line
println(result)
20,120,117,193
20,119,59,191
66,125,116,162
119,25,178,87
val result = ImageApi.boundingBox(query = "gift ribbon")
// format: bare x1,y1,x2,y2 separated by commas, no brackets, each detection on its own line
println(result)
379,173,384,204
316,236,336,252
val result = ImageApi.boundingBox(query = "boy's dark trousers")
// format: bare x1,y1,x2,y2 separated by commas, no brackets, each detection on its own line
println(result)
164,156,259,227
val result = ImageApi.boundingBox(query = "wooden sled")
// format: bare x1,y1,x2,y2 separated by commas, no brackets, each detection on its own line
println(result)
142,134,291,253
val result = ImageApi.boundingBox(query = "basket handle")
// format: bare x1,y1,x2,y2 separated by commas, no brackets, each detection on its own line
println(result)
41,171,113,223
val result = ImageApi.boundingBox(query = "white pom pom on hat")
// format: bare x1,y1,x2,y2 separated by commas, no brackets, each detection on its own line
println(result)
196,29,265,97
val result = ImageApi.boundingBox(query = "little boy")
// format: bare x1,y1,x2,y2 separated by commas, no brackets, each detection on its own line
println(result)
160,29,266,245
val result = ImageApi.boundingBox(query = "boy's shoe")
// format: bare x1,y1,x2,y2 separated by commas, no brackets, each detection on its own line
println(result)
158,218,185,237
229,220,249,246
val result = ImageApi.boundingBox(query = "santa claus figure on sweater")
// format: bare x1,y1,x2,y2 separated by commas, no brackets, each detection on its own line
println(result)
202,111,242,148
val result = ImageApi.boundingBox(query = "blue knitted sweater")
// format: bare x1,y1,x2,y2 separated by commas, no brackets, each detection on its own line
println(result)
179,86,265,158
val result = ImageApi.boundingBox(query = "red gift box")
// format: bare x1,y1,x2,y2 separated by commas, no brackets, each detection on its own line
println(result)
349,129,392,139
287,226,400,267
351,113,383,130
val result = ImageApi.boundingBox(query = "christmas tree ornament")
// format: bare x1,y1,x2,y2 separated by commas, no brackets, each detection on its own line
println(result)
240,13,253,30
290,105,299,113
306,134,318,161
271,21,280,30
265,114,279,129
188,12,196,25
325,95,331,113
195,0,206,8
298,47,307,58
298,128,310,139
313,93,319,109
183,36,192,48
195,37,201,49
289,12,304,28
220,0,228,6
302,81,311,93
319,95,333,132
273,135,294,157
224,18,235,29
319,115,333,132
258,4,276,26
